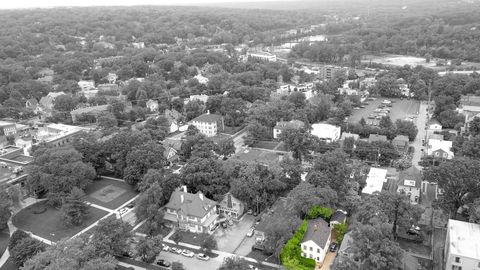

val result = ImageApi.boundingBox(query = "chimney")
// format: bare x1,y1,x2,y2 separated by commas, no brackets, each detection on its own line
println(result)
199,192,204,201
180,194,184,203
207,110,210,115
314,224,318,232
181,185,187,193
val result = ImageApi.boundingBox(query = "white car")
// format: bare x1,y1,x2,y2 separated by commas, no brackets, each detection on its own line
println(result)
171,247,182,254
247,228,254,237
196,253,210,260
162,244,170,252
248,265,259,270
181,249,194,257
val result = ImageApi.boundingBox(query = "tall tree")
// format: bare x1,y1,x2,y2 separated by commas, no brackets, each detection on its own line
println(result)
124,141,166,186
218,256,251,270
135,182,167,235
60,187,89,227
279,127,314,162
26,146,96,206
423,158,480,218
90,217,133,257
378,192,423,238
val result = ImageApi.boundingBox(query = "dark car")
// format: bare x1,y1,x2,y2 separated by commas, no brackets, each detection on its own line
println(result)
329,242,338,252
126,202,135,208
156,259,171,268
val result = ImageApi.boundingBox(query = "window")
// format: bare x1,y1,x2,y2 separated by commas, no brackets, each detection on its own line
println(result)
477,262,480,268
302,253,305,257
309,247,312,251
455,257,460,263
317,249,320,253
452,266,462,270
302,245,306,250
309,254,312,259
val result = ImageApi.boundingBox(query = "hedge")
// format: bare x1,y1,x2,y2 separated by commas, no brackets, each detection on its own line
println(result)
280,220,316,270
333,223,347,244
306,205,333,221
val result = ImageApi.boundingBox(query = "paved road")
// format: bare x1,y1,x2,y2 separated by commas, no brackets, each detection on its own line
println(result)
215,215,254,254
411,101,428,169
157,252,223,270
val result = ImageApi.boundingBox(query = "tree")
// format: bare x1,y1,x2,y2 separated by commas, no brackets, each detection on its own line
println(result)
10,236,45,267
218,256,251,270
97,112,118,130
200,234,217,253
349,224,404,270
395,119,418,141
135,182,167,235
469,117,480,136
424,158,480,218
469,198,480,224
459,135,480,159
181,157,228,200
280,127,314,162
171,262,186,270
26,146,96,206
185,100,204,121
90,216,133,256
214,138,236,159
53,94,78,112
288,182,337,218
124,141,166,186
0,186,22,230
61,187,88,227
136,236,162,263
21,237,117,270
378,191,423,238
8,230,29,252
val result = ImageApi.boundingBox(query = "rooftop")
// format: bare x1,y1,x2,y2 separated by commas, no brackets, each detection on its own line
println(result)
398,166,421,188
447,219,480,259
368,134,388,142
274,120,305,130
460,95,480,107
70,105,109,115
165,187,216,218
191,112,223,123
302,217,331,248
362,167,388,195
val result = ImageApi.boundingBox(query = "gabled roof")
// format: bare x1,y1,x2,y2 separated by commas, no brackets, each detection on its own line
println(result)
427,119,442,127
398,166,422,188
302,218,331,248
165,188,216,218
368,134,387,142
191,113,222,123
330,210,347,224
274,120,305,130
70,105,109,115
341,132,359,141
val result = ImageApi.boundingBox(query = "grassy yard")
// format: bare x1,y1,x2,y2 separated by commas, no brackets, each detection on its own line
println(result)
12,200,109,242
135,222,172,237
247,250,279,264
209,133,232,144
170,230,209,246
0,258,17,270
349,98,420,125
252,140,280,150
0,229,9,258
84,178,138,210
222,125,244,135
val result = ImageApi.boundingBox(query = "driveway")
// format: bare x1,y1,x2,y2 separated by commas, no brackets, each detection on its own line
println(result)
232,130,247,153
317,251,336,270
156,252,223,270
214,214,255,254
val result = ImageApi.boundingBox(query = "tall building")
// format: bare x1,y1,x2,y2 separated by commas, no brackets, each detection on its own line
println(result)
445,219,480,270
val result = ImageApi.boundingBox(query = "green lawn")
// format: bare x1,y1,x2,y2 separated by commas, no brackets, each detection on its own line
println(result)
12,200,109,242
252,140,280,150
0,258,17,270
0,229,9,259
135,222,172,237
222,125,244,135
84,178,138,210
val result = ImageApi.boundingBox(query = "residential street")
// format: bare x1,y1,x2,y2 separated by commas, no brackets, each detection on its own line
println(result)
411,101,428,169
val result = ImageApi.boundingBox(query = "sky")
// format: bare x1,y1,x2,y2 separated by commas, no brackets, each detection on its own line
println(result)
0,0,292,9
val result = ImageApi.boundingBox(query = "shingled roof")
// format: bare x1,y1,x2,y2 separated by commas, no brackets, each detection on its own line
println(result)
191,113,222,123
302,217,331,248
165,187,216,218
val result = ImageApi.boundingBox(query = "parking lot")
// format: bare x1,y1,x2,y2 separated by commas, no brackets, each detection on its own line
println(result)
348,98,420,125
214,214,255,255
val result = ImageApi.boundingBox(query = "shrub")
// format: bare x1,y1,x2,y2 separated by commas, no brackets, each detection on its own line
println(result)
333,223,347,244
306,205,333,221
280,220,316,270
8,230,29,251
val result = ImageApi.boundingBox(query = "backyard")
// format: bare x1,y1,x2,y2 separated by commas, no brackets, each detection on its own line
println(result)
84,177,138,210
12,200,109,242
348,98,420,125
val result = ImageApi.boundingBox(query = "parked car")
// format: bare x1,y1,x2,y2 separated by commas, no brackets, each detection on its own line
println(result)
248,265,259,270
171,247,182,254
196,253,210,261
329,242,338,252
162,244,171,252
181,249,195,257
156,259,171,267
210,223,219,231
247,228,255,237
126,202,135,208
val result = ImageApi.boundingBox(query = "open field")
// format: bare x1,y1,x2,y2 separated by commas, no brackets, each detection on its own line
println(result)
348,98,420,125
84,178,138,210
363,54,480,71
12,200,108,242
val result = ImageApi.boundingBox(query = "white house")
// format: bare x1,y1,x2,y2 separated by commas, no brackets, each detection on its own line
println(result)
427,139,454,159
362,167,388,195
445,219,480,270
247,51,277,62
427,119,442,131
146,99,159,112
311,123,341,143
397,166,422,204
300,217,331,264
273,120,305,139
78,80,95,91
190,111,224,137
194,74,209,85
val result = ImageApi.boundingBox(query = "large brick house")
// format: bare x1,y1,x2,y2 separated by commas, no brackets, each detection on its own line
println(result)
164,186,218,233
